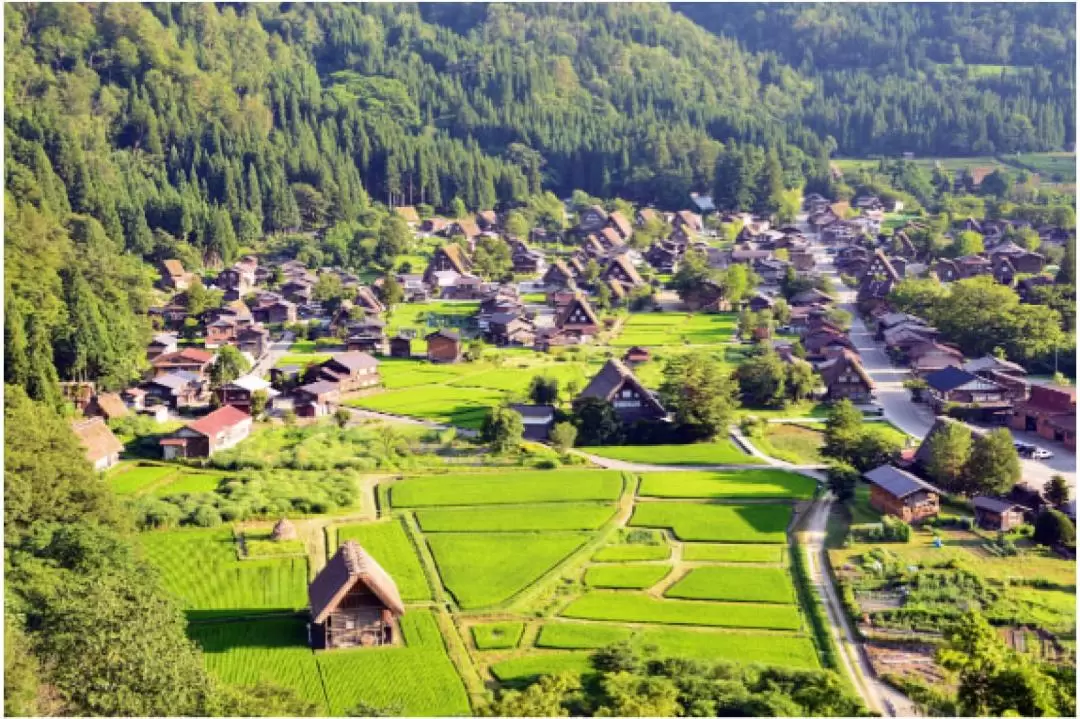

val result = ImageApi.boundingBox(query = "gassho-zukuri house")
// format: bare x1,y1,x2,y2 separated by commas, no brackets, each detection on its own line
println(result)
307,540,405,650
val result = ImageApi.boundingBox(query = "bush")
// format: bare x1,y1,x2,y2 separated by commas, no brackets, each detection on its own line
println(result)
534,458,559,469
1033,508,1075,546
848,515,911,543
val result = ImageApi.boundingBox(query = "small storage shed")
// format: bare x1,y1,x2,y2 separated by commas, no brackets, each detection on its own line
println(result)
972,496,1027,532
308,540,405,650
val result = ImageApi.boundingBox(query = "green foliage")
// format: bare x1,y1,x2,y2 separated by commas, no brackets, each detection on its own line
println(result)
925,422,974,491
964,428,1021,495
659,351,738,440
572,397,625,447
1033,509,1075,547
549,421,578,452
209,345,251,388
826,462,860,503
629,502,791,543
1043,475,1071,509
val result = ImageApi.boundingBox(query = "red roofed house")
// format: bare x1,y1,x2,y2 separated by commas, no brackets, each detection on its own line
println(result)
72,417,124,471
159,405,253,459
308,540,405,650
151,348,215,379
1011,384,1076,450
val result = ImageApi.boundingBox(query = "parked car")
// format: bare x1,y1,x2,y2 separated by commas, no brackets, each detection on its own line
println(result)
857,402,885,417
1014,442,1036,458
1031,447,1054,460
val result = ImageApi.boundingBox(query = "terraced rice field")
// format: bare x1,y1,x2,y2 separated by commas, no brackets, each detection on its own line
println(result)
415,503,617,532
471,622,525,650
336,519,432,601
633,627,818,668
637,469,817,500
681,543,785,563
317,611,471,716
592,543,671,562
138,528,308,616
665,566,796,604
583,564,670,589
489,652,596,684
390,470,624,508
107,462,176,494
560,592,802,630
427,532,592,608
629,503,792,543
536,623,635,649
585,440,761,466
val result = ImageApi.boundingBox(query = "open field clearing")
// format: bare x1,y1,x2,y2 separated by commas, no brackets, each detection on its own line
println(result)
138,528,307,616
583,564,670,589
560,592,803,630
390,470,623,507
427,532,592,608
629,503,792,543
638,469,817,500
415,503,617,532
347,385,505,429
665,566,796,604
612,312,737,347
336,519,432,601
150,470,227,496
585,439,761,466
489,652,595,684
471,622,525,650
107,462,176,494
681,543,785,563
189,618,328,712
592,543,671,562
536,623,635,649
633,626,818,668
273,353,332,368
317,611,470,716
759,421,913,464
385,301,479,336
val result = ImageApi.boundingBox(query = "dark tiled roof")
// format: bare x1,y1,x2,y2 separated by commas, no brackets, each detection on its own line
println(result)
863,464,941,499
326,351,379,373
578,359,666,414
972,496,1024,514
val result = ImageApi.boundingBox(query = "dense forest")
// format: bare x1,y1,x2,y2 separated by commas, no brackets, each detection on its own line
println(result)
677,2,1076,155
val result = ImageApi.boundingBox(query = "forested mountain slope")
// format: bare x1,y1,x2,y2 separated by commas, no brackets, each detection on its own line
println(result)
676,2,1076,155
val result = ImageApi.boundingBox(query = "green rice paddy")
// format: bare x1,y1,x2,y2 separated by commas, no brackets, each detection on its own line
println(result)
336,519,432,601
681,543,785,563
665,566,796,604
591,543,671,562
585,440,761,466
637,469,817,500
471,622,525,650
629,503,792,543
583,564,671,589
536,623,635,649
390,470,623,508
560,592,802,630
489,652,595,684
415,503,617,532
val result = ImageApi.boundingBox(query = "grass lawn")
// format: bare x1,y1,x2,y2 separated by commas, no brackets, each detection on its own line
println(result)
188,618,327,713
637,469,817,500
583,564,670,589
734,401,832,420
150,469,227,496
665,566,796,604
612,312,737,347
560,592,802,630
336,519,432,601
390,470,624,508
536,623,635,649
385,301,479,336
274,353,332,368
317,611,471,716
633,627,818,669
107,462,176,494
681,544,785,563
585,440,761,466
592,543,671,562
138,528,308,617
489,652,595,684
347,385,505,429
471,622,525,650
415,503,617,532
426,532,591,608
629,503,792,543
378,359,477,390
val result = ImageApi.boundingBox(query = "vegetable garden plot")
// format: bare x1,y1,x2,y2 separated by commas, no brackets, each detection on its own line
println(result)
316,611,470,716
390,470,623,507
426,532,592,609
681,544,785,563
336,519,432,601
633,627,819,669
629,502,791,543
637,469,816,499
665,566,796,604
138,528,308,616
560,592,802,630
188,618,327,713
536,623,635,649
586,440,761,466
471,622,525,650
583,564,670,589
415,503,617,532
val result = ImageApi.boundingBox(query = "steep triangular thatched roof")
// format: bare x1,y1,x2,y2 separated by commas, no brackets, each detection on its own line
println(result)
577,359,667,415
271,518,298,541
309,540,405,624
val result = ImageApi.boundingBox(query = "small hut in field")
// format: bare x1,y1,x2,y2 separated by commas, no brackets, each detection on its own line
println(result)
271,518,298,541
308,540,405,650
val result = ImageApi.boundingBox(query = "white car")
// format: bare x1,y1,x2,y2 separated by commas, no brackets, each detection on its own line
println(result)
1031,447,1054,460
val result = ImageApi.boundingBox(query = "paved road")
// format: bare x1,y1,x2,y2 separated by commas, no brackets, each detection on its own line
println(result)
801,215,1076,491
251,330,295,377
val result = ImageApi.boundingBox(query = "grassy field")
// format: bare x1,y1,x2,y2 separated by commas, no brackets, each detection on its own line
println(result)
612,312,737,347
151,470,227,496
471,622,525,650
665,566,796,604
536,623,635,649
629,503,792,543
489,652,595,684
336,519,432,601
415,503,617,532
385,301,479,336
560,592,803,630
390,470,623,508
138,528,308,616
583,564,671,589
681,544,785,563
592,543,671,562
347,385,505,429
274,353,332,368
584,440,761,466
107,462,176,494
188,618,328,713
637,469,817,500
427,532,591,608
1007,151,1076,183
317,611,471,716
